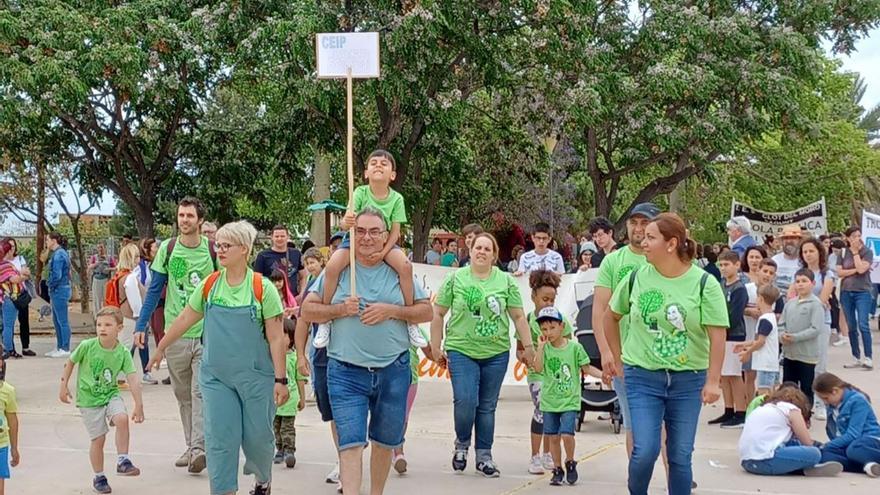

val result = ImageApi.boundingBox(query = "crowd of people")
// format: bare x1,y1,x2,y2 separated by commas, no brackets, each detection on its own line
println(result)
0,150,879,495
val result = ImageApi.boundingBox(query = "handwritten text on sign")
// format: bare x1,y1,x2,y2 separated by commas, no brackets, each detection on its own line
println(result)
316,32,380,79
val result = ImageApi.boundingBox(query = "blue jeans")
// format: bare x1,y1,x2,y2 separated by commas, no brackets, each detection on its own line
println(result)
327,352,410,451
542,411,577,436
2,296,18,352
624,365,706,495
742,441,821,475
49,285,72,351
821,436,880,472
448,350,509,462
841,290,873,359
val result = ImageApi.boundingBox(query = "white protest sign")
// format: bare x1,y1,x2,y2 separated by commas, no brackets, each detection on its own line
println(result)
316,32,381,79
861,210,880,283
731,198,827,243
411,264,598,386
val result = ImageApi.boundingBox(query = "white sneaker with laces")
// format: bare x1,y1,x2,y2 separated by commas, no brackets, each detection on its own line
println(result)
541,452,554,471
864,357,874,370
844,359,865,369
325,463,340,483
53,350,71,358
813,406,827,421
832,338,848,347
314,323,331,349
865,462,880,478
44,349,60,357
528,455,544,474
407,324,427,347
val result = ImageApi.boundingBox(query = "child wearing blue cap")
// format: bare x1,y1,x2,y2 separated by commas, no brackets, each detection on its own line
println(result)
534,307,601,486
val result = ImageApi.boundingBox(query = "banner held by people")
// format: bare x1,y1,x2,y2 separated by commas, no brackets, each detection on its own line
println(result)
730,198,827,242
861,210,880,283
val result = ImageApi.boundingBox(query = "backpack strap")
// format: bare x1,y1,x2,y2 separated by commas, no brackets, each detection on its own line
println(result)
626,266,640,301
252,272,264,303
208,241,218,270
202,271,222,301
699,272,709,300
163,237,177,272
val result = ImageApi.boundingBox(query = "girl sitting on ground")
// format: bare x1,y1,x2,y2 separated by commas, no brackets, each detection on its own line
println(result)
815,372,880,477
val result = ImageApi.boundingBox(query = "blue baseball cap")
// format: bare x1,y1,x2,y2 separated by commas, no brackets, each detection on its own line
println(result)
330,231,346,242
628,202,660,220
536,307,564,324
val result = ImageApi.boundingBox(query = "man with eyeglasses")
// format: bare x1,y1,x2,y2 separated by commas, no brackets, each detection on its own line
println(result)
514,222,565,276
134,196,216,475
301,207,433,495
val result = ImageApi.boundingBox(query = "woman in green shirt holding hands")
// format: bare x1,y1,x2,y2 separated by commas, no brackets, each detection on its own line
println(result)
604,213,727,495
430,233,535,478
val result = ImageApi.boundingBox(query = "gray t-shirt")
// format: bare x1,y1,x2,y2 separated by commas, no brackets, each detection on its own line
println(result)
312,261,428,368
425,249,441,265
837,246,874,292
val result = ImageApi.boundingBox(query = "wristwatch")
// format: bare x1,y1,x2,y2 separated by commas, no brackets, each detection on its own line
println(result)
275,377,289,385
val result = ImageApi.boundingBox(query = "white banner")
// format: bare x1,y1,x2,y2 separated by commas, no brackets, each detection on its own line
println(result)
411,264,598,386
315,32,381,79
731,198,827,243
861,211,880,284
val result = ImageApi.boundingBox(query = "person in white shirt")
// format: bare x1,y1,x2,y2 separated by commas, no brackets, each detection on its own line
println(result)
114,244,157,385
515,223,565,275
739,386,842,477
770,225,804,294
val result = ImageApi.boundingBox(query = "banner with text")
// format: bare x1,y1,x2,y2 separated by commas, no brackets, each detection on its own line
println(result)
731,198,827,243
861,210,880,284
412,264,598,386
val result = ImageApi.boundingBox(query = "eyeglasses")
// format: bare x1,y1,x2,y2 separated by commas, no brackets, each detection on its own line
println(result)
355,228,386,238
215,242,241,252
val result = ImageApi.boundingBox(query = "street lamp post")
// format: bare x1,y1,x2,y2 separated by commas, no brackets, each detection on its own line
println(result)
543,135,558,234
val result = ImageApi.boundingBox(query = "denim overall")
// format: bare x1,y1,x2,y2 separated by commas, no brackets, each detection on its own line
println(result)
200,277,275,494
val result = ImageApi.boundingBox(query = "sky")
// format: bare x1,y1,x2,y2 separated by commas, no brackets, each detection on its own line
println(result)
2,27,879,234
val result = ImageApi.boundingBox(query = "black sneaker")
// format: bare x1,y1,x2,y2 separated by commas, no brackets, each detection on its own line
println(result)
565,460,578,485
9,351,22,359
452,449,467,472
162,377,172,385
720,414,745,429
284,452,296,469
273,451,283,464
550,467,564,486
93,475,112,494
707,410,732,425
476,460,500,478
250,482,271,495
21,349,36,356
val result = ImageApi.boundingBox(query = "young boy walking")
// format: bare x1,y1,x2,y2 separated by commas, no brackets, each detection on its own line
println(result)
274,320,306,468
533,307,601,486
0,362,20,495
711,251,749,428
780,269,825,406
60,306,145,494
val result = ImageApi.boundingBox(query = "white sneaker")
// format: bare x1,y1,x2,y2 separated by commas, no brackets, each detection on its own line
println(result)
52,350,71,358
541,452,554,471
813,407,827,421
865,462,880,478
325,462,340,483
528,455,545,474
142,373,159,385
832,338,848,347
864,357,874,370
844,359,865,369
313,323,331,349
44,349,60,357
407,324,427,347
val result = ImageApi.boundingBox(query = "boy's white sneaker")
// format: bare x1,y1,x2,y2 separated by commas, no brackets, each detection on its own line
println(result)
864,357,874,370
541,452,555,471
53,349,71,358
813,406,827,421
528,455,545,474
313,323,331,349
44,349,60,357
407,324,427,347
864,462,880,478
325,462,340,483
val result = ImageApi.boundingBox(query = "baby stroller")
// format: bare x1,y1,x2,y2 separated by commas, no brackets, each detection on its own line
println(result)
574,294,622,433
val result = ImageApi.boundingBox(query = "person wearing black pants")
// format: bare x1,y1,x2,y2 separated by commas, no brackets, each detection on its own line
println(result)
12,295,32,355
782,358,816,406
780,269,825,408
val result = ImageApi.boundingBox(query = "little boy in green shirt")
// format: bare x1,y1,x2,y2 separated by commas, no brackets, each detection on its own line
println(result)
60,307,145,494
314,149,425,348
274,320,307,469
533,307,601,487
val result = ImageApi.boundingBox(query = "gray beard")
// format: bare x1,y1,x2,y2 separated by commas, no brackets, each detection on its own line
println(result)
783,245,798,257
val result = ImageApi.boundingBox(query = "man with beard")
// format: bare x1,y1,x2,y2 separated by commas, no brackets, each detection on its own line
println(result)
134,197,216,474
771,225,804,294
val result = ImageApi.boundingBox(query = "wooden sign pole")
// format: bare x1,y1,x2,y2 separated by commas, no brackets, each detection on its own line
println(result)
346,67,356,296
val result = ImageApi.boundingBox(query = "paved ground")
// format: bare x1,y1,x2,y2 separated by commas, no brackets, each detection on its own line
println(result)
7,334,880,494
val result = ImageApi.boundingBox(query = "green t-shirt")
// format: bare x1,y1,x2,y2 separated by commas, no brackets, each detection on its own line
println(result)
0,382,18,447
70,338,136,408
352,185,407,230
436,267,524,360
610,264,729,371
153,236,217,339
187,269,284,322
539,340,590,412
519,311,574,382
746,394,767,417
596,246,648,343
409,327,430,384
276,351,307,417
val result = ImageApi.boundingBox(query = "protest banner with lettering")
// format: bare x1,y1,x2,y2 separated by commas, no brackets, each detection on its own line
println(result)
861,210,880,283
731,198,827,243
411,264,598,386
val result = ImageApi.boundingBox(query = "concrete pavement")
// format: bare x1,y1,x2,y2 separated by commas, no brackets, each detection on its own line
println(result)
6,335,880,494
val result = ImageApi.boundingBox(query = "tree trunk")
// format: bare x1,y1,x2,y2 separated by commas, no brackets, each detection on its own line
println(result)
410,179,441,263
133,204,155,239
311,149,332,245
68,218,91,313
35,166,47,287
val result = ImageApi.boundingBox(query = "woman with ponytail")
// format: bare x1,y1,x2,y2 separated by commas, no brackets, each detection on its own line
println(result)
604,211,729,495
814,372,880,477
